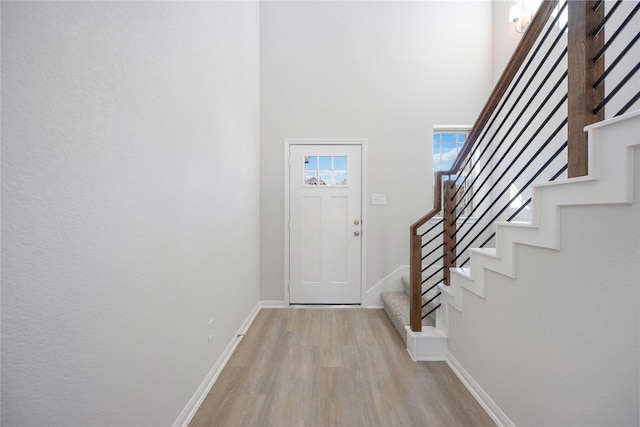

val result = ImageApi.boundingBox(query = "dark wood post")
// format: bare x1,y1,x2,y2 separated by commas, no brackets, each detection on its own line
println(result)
410,232,422,332
567,0,605,177
442,180,458,286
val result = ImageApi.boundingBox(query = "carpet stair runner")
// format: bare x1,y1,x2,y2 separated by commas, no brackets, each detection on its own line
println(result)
381,276,437,343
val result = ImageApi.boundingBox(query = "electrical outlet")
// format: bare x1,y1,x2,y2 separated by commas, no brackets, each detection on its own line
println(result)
208,318,215,342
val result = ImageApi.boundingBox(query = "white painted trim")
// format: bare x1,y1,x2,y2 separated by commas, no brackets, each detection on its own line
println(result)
405,326,448,361
173,301,265,427
446,352,515,427
364,265,408,307
361,142,368,307
283,139,368,307
433,124,473,131
584,108,640,131
259,300,286,308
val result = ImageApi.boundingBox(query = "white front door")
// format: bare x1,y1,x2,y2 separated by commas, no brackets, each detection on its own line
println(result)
288,144,362,304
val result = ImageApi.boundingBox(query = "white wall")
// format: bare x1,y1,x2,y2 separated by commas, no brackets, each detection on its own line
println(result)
448,148,640,425
1,2,260,425
492,0,524,84
446,4,640,423
260,1,494,301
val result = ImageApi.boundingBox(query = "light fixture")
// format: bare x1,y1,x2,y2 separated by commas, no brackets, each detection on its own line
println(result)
509,1,532,33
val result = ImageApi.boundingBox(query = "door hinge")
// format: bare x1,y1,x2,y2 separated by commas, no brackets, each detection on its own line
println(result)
287,219,290,230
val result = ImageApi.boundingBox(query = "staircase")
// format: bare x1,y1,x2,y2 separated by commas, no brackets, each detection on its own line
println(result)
377,0,640,423
386,0,640,371
397,112,640,366
444,111,640,311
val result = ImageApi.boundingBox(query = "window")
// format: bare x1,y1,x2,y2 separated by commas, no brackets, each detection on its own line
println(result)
433,126,474,218
304,155,348,186
433,130,468,172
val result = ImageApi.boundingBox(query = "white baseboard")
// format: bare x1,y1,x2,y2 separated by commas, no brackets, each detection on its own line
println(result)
446,352,515,427
259,300,285,308
172,301,268,427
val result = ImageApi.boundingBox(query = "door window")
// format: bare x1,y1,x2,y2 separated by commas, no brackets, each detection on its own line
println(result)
304,155,348,186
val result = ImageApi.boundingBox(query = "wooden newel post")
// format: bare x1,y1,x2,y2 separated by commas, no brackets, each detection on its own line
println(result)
442,180,458,286
410,232,422,332
567,0,605,178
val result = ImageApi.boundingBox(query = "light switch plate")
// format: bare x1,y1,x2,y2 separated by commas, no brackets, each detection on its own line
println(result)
371,194,386,205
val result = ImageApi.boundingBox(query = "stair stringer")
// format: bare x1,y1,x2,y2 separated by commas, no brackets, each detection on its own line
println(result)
441,110,640,315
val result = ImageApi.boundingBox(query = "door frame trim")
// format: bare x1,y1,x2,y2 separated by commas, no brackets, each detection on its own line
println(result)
284,139,368,306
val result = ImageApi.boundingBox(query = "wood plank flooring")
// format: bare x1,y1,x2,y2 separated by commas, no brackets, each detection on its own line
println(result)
189,308,495,427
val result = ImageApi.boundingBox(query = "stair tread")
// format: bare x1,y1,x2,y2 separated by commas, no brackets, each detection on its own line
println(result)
401,275,443,294
452,267,471,279
380,291,436,343
406,325,447,338
471,247,497,256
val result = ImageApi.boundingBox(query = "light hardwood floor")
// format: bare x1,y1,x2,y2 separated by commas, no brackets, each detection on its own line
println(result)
189,308,495,427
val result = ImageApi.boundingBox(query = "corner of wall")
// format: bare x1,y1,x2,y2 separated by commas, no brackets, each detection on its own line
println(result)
365,265,408,307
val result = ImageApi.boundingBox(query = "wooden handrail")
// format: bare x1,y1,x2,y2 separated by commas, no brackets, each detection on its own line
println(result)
409,0,558,236
409,0,614,332
409,0,559,332
409,171,447,232
450,0,559,174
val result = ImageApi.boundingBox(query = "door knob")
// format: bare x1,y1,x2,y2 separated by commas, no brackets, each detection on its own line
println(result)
354,219,360,225
354,231,360,236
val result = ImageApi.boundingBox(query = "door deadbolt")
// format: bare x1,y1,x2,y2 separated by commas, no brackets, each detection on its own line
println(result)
354,219,360,225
